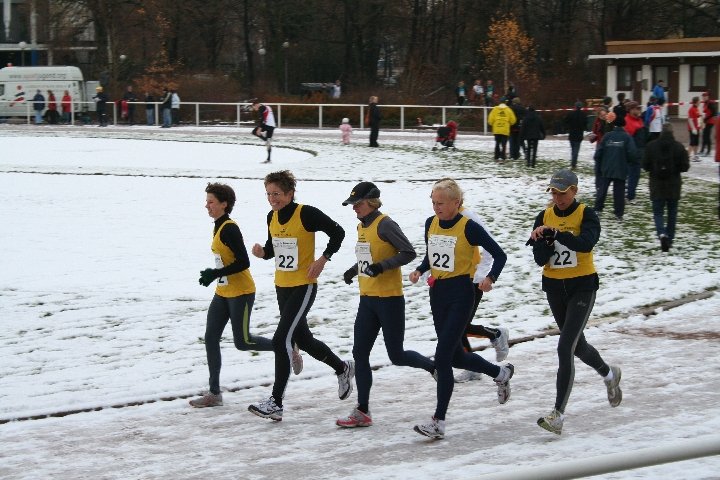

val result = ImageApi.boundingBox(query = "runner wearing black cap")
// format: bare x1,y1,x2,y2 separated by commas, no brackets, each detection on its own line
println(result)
336,182,435,428
528,168,622,435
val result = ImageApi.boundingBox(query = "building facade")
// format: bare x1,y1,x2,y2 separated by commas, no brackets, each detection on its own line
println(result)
589,37,720,119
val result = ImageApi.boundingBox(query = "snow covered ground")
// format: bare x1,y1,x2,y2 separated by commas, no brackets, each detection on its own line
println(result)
0,124,718,479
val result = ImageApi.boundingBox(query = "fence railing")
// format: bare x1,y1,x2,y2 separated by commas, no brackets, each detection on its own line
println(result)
475,433,720,480
0,100,492,134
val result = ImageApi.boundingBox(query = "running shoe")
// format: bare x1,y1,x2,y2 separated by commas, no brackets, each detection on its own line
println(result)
491,327,510,362
189,392,223,408
537,409,564,435
336,407,372,428
248,396,283,421
605,365,623,407
494,363,514,404
291,344,303,375
337,360,355,400
414,417,445,439
454,370,483,383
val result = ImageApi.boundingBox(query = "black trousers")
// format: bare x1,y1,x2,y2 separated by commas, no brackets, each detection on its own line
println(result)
369,126,380,147
271,284,344,403
546,288,609,413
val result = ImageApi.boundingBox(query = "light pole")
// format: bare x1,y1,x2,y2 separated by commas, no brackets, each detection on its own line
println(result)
18,41,27,66
282,41,289,94
258,47,266,86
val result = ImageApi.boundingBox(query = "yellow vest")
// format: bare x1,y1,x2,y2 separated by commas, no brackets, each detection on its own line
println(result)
356,214,403,297
542,204,596,279
428,215,474,280
211,220,256,297
270,204,316,287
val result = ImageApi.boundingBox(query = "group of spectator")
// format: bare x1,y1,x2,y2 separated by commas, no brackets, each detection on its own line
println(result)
30,84,182,128
486,96,545,167
31,89,73,125
457,79,516,107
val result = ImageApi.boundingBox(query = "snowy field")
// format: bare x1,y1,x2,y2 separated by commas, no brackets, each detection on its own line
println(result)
0,124,719,479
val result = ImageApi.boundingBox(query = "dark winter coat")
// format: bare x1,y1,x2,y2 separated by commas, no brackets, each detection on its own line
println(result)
642,131,690,200
93,92,108,113
594,126,637,180
519,110,545,140
368,103,381,128
32,93,45,111
510,102,525,133
564,109,587,141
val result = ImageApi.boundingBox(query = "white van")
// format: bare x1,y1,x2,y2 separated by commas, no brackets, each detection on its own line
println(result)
0,65,98,117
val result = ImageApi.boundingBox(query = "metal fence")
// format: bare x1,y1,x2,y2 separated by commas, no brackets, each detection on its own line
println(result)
0,100,492,134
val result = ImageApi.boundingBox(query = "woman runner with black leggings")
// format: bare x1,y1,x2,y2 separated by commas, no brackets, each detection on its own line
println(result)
528,169,622,435
190,183,274,408
409,179,510,439
248,170,354,421
336,181,435,428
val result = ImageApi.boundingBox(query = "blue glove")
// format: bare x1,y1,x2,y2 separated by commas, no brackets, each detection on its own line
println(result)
363,263,384,277
199,268,219,287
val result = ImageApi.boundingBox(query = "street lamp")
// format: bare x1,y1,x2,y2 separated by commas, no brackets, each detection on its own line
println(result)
257,47,266,86
282,41,289,94
18,41,27,66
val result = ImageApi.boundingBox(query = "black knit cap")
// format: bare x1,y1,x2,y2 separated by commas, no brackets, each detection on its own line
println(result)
342,181,381,206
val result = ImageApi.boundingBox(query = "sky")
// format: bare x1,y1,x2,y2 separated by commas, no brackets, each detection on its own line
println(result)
0,124,718,479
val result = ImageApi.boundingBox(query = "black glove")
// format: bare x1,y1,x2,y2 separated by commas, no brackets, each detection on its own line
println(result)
542,228,557,245
199,268,219,287
363,263,384,277
343,267,356,285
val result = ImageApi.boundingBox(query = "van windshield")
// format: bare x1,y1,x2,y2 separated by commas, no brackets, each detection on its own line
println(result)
0,85,4,96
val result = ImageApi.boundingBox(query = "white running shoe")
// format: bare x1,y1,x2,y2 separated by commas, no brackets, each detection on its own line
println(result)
494,363,514,404
537,409,564,435
291,344,303,375
414,417,445,439
248,396,283,421
454,370,483,383
189,392,223,408
605,365,623,407
336,407,372,428
491,327,510,362
337,360,355,400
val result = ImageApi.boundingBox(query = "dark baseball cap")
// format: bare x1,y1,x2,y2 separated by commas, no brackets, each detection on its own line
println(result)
546,169,578,192
342,181,381,205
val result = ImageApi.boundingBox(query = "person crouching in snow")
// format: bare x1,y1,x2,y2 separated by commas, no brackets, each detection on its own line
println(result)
432,120,458,151
340,117,353,145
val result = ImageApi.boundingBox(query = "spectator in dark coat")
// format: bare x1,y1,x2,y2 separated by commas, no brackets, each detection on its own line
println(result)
32,90,45,125
613,92,627,127
593,123,637,220
509,97,526,160
642,123,690,252
92,86,108,127
564,102,587,169
366,96,381,147
519,106,545,168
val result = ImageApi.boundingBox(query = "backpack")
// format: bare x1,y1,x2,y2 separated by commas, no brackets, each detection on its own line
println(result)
654,145,675,179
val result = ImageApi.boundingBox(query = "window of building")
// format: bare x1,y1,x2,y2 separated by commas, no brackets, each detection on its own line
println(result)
653,66,669,87
617,66,633,90
690,65,707,90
